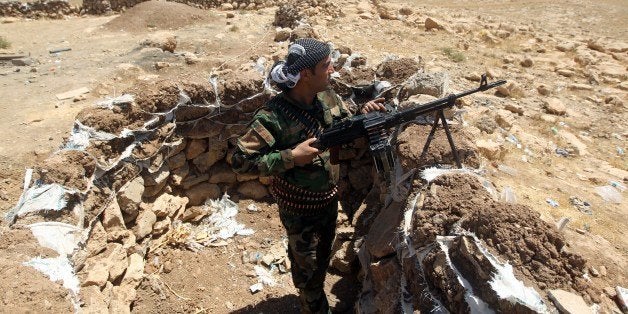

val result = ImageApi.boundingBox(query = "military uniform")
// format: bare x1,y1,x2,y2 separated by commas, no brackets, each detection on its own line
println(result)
232,89,350,314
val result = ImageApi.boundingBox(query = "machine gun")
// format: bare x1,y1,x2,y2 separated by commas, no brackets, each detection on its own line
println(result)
313,75,506,172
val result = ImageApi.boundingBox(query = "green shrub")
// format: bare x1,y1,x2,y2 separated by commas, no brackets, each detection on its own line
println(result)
442,47,465,62
0,36,10,49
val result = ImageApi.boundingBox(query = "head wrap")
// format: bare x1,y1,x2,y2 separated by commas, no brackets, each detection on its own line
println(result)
270,38,331,88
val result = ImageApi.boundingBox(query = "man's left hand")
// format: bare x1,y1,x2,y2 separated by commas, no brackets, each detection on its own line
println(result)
360,97,387,114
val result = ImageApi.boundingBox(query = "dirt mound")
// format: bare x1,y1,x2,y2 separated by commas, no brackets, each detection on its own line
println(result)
37,150,96,191
396,124,480,169
375,58,422,85
410,173,594,311
103,1,215,33
77,105,152,135
0,227,73,312
273,3,302,28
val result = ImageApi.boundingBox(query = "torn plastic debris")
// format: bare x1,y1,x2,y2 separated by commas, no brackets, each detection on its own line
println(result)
617,286,628,312
421,167,476,182
595,186,622,204
201,193,254,241
546,198,559,207
500,186,517,204
28,222,82,256
569,196,592,215
436,236,494,314
463,233,548,312
610,181,627,192
23,256,80,295
64,121,117,150
246,203,259,212
6,169,77,223
95,94,134,109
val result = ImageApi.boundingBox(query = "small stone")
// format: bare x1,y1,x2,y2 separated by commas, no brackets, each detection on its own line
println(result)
603,287,616,298
548,290,591,314
520,56,534,67
11,57,34,66
163,260,173,274
590,266,600,277
599,265,607,276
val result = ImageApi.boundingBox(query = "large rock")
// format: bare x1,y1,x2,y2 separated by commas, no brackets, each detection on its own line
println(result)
143,163,170,187
186,139,207,160
86,221,107,258
237,180,269,200
81,285,108,312
82,261,109,288
140,33,177,53
122,253,145,286
133,209,157,240
103,198,126,231
102,243,128,282
475,139,504,160
208,162,237,184
544,98,567,115
425,17,445,31
400,72,448,99
186,182,221,206
152,193,188,218
171,162,190,186
167,152,186,170
193,140,228,173
117,177,144,222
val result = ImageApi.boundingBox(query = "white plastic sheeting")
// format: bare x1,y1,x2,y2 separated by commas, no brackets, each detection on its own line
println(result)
436,236,495,314
23,222,83,310
6,169,76,223
28,222,82,256
397,167,547,313
23,256,80,295
200,193,254,241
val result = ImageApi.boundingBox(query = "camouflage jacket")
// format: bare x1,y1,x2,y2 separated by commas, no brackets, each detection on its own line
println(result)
232,89,351,192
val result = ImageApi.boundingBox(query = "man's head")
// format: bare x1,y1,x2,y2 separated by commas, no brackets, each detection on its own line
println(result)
270,38,333,93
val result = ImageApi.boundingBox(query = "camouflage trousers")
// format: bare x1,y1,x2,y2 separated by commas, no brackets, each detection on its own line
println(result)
279,200,338,314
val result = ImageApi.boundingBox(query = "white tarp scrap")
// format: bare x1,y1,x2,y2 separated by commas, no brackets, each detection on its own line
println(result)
65,120,117,150
6,169,77,223
23,256,80,295
462,233,548,313
95,94,135,109
28,222,82,256
436,236,495,314
198,193,254,242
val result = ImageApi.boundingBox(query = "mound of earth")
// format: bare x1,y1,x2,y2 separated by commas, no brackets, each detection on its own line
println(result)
410,173,596,310
103,1,216,33
0,227,73,312
397,124,480,169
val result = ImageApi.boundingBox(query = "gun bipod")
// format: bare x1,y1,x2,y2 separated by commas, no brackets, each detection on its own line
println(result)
420,109,462,168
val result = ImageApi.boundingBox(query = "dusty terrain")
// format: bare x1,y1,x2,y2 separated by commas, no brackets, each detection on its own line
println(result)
0,0,626,312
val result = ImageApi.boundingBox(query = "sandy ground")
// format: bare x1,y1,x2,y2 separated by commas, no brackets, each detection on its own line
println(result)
0,0,626,312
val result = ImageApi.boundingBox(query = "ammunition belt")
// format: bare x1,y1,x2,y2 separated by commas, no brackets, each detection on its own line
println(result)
270,177,337,216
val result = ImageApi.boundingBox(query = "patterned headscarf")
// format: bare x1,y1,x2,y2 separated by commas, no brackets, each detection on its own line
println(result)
270,38,331,88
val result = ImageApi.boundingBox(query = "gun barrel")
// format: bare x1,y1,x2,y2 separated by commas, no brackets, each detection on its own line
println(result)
386,79,506,127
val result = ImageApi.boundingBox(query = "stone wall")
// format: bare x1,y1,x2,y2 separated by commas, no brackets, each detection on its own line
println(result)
0,0,76,18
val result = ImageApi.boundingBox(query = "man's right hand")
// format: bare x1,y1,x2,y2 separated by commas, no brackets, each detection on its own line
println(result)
292,137,320,166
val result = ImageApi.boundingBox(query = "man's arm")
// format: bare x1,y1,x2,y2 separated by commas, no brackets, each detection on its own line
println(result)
231,113,296,176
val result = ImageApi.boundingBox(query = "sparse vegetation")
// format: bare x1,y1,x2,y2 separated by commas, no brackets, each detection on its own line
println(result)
0,36,10,49
441,47,465,62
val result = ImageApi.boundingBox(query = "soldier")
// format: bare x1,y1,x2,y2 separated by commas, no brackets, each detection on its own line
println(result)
232,38,384,314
